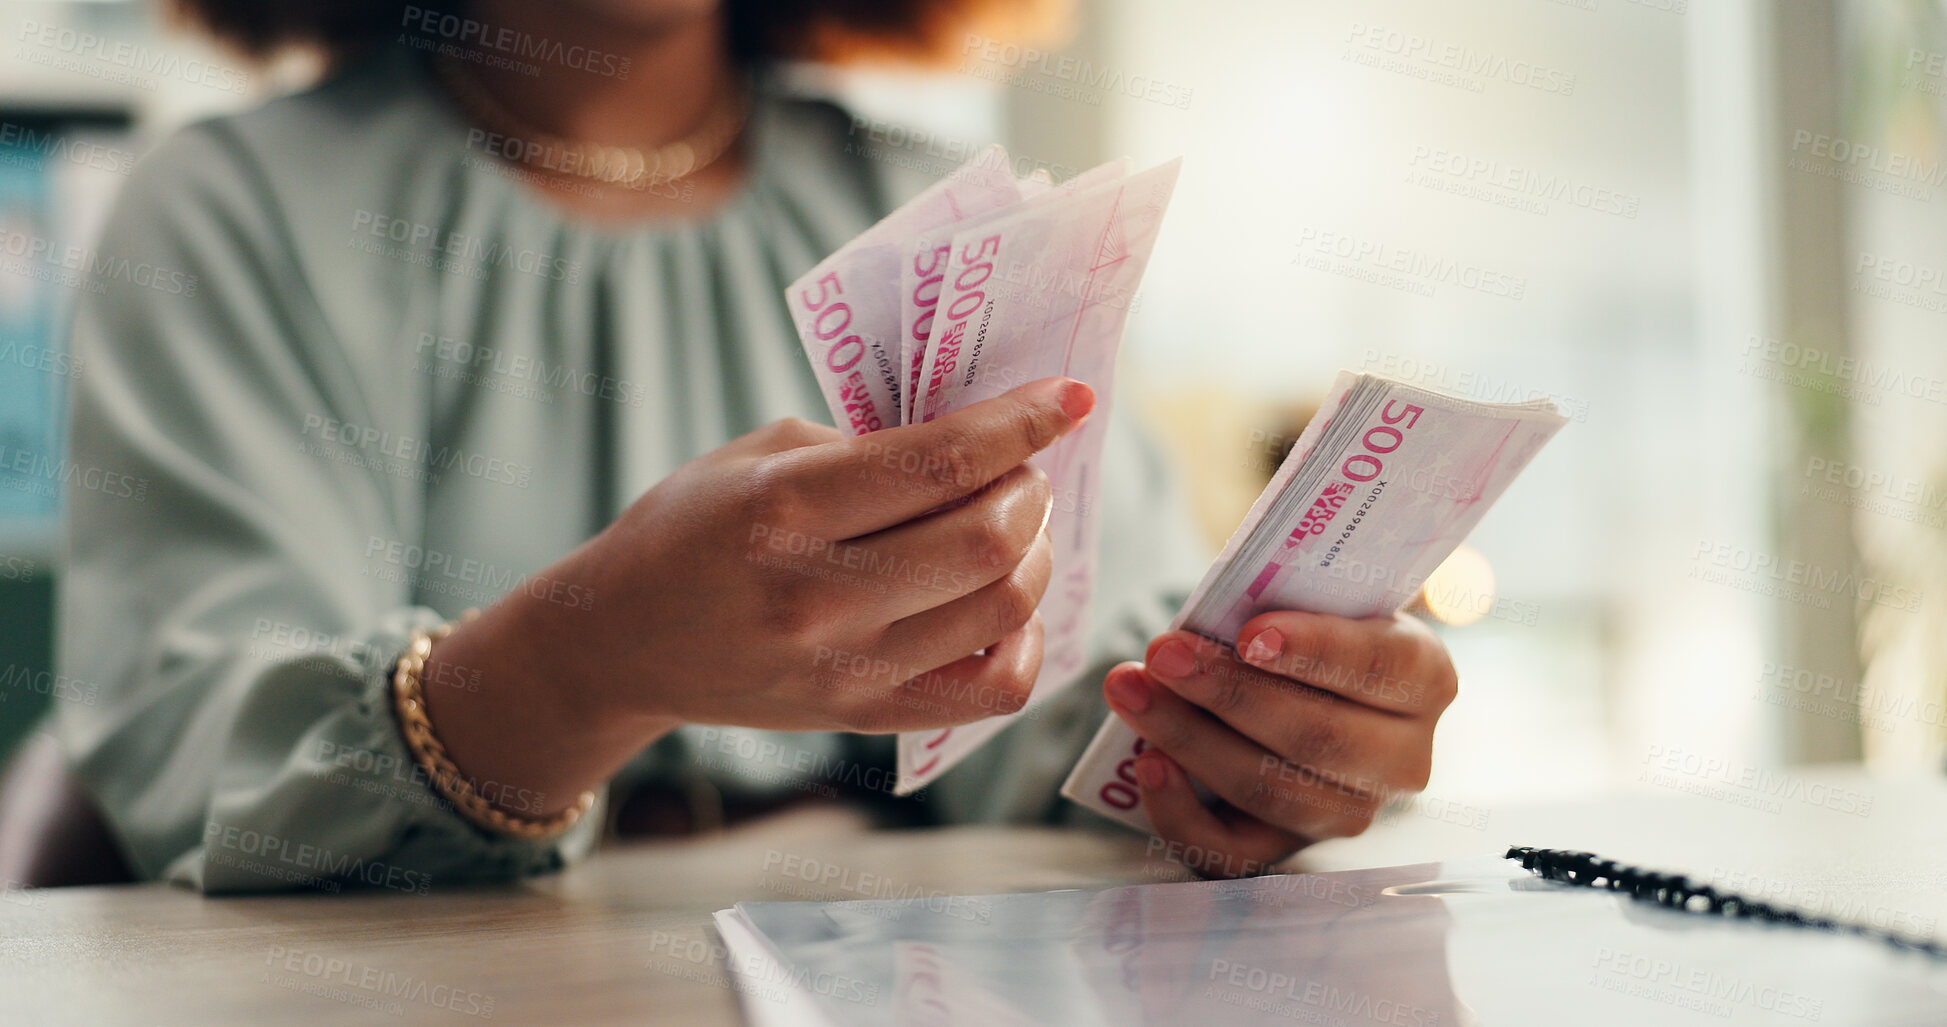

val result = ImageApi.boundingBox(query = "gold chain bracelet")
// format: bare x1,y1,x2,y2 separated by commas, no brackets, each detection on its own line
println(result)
390,612,595,840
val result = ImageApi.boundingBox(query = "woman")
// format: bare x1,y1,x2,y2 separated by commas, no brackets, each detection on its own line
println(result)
57,0,1458,891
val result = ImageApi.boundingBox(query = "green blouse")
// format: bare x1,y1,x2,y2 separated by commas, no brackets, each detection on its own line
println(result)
57,49,1206,893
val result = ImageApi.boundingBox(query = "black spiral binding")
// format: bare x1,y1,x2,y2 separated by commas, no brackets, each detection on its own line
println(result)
1505,846,1946,960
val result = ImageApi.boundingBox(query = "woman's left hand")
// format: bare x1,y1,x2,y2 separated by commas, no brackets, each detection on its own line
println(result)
1102,610,1458,878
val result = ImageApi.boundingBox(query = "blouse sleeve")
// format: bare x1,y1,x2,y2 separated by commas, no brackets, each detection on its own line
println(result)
54,122,599,893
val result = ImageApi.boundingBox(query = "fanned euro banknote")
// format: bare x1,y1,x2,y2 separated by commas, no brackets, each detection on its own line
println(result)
1060,371,1567,830
786,146,1181,793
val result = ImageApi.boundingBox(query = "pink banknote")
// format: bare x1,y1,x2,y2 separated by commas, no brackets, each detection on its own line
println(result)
899,160,1180,792
785,146,1181,794
1060,372,1567,831
786,145,1021,434
897,158,1127,423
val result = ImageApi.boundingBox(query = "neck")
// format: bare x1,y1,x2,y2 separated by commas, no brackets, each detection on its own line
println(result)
460,1,737,150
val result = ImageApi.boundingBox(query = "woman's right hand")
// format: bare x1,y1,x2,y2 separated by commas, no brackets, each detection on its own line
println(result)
552,375,1094,733
419,376,1092,816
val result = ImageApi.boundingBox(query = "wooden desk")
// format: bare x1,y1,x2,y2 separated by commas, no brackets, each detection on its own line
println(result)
5,770,1945,1025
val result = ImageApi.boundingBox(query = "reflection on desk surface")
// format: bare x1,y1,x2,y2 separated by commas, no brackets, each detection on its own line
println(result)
719,856,1947,1026
7,777,1947,1026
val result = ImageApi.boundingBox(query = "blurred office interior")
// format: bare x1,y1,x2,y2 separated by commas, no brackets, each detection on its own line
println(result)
2,0,1943,813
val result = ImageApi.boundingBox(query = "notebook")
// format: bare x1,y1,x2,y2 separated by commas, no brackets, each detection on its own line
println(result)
712,852,1947,1026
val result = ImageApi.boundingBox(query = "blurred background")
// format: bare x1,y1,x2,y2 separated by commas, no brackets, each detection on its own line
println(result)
2,0,1943,814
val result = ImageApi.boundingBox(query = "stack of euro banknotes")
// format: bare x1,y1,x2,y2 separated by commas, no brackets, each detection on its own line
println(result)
787,146,1566,830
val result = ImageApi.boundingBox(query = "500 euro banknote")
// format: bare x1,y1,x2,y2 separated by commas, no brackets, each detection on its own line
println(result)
788,145,1023,434
1060,372,1567,831
896,157,1128,423
896,158,1180,792
785,147,1182,794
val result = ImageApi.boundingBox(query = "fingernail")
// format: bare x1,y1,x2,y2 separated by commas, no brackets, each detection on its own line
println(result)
1243,628,1284,665
1149,640,1196,680
1058,379,1095,422
1105,669,1151,714
1135,753,1168,790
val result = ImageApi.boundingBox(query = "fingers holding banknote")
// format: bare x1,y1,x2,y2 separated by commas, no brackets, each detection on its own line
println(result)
1102,611,1457,875
835,462,1054,624
822,522,1056,732
1233,611,1459,717
558,376,1088,736
765,375,1094,535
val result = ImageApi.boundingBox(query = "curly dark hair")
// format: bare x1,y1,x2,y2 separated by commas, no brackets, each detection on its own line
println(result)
169,0,1066,66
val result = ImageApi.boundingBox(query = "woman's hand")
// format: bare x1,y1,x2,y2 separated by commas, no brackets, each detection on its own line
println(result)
1103,611,1458,878
558,375,1094,732
419,377,1093,816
